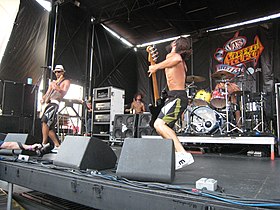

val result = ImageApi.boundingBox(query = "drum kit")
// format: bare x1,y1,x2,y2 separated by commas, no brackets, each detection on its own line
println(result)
180,71,265,135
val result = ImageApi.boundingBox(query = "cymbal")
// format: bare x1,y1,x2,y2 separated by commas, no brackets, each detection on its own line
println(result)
186,75,206,83
211,71,235,79
185,84,197,89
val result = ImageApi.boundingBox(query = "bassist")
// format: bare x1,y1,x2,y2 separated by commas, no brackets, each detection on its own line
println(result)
148,37,194,170
40,65,70,152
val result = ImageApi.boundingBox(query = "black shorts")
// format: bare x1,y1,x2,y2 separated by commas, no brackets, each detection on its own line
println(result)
41,103,59,130
158,90,188,128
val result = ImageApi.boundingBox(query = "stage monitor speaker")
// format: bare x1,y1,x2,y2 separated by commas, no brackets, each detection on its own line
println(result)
112,114,137,139
137,113,157,137
0,133,38,156
53,136,117,170
0,133,6,141
2,81,24,116
116,138,175,183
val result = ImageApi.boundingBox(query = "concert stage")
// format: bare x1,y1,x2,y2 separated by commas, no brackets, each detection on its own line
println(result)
0,136,279,210
145,134,276,160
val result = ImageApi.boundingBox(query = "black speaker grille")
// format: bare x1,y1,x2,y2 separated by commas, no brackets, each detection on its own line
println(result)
114,129,122,138
138,114,152,127
113,114,137,139
115,115,124,127
2,81,23,116
126,115,136,127
137,114,155,138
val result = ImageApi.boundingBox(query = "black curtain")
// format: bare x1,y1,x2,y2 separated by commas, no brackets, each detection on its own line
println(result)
50,3,89,85
92,24,137,104
48,4,138,104
0,0,49,83
136,22,280,118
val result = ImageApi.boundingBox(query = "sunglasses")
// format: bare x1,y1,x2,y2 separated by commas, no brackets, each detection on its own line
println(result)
54,71,63,73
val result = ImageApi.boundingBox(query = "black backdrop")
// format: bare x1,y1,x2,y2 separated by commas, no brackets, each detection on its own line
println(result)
1,0,280,113
48,3,138,104
0,0,49,84
136,23,279,118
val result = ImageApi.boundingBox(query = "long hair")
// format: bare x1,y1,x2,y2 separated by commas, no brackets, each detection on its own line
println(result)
174,37,192,60
134,92,144,100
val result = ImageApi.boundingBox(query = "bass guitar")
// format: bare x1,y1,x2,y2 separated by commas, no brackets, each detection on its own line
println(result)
146,45,165,127
39,75,64,118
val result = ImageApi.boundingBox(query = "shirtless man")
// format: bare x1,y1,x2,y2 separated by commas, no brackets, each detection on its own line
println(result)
130,93,146,114
40,65,71,152
148,37,194,170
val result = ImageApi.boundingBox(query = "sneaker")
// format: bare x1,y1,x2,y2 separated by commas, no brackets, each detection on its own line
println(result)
175,152,194,170
52,146,60,153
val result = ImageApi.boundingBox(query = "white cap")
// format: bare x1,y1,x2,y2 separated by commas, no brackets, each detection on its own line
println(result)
53,64,65,72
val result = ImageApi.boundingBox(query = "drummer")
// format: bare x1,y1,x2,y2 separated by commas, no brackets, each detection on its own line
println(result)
214,82,241,128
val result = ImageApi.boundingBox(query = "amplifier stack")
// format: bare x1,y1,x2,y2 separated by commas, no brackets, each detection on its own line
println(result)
111,113,156,143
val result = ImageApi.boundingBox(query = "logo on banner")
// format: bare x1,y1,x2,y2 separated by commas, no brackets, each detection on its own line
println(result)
214,31,264,75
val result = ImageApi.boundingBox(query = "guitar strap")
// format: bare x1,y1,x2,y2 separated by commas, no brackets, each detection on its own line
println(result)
56,78,65,86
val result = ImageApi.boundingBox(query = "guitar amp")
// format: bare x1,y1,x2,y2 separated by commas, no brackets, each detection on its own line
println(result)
95,102,111,110
94,114,110,122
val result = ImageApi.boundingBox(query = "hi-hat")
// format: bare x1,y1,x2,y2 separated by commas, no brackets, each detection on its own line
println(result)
186,75,206,83
211,70,235,79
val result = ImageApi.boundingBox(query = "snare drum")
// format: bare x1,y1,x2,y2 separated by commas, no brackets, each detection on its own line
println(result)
192,90,211,106
210,89,226,109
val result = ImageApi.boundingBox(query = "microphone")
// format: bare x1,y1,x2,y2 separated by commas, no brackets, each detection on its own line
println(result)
40,66,52,69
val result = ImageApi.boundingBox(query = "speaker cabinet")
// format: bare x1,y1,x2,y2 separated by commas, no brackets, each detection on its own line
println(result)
0,133,38,156
112,114,137,139
0,116,20,133
137,113,157,137
53,136,117,170
116,138,175,183
23,84,36,117
2,81,24,116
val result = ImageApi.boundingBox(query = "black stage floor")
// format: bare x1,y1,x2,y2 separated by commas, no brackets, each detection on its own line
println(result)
113,146,280,201
175,153,279,199
0,145,280,209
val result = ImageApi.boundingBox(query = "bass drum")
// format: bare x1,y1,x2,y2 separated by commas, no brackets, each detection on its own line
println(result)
190,106,223,134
